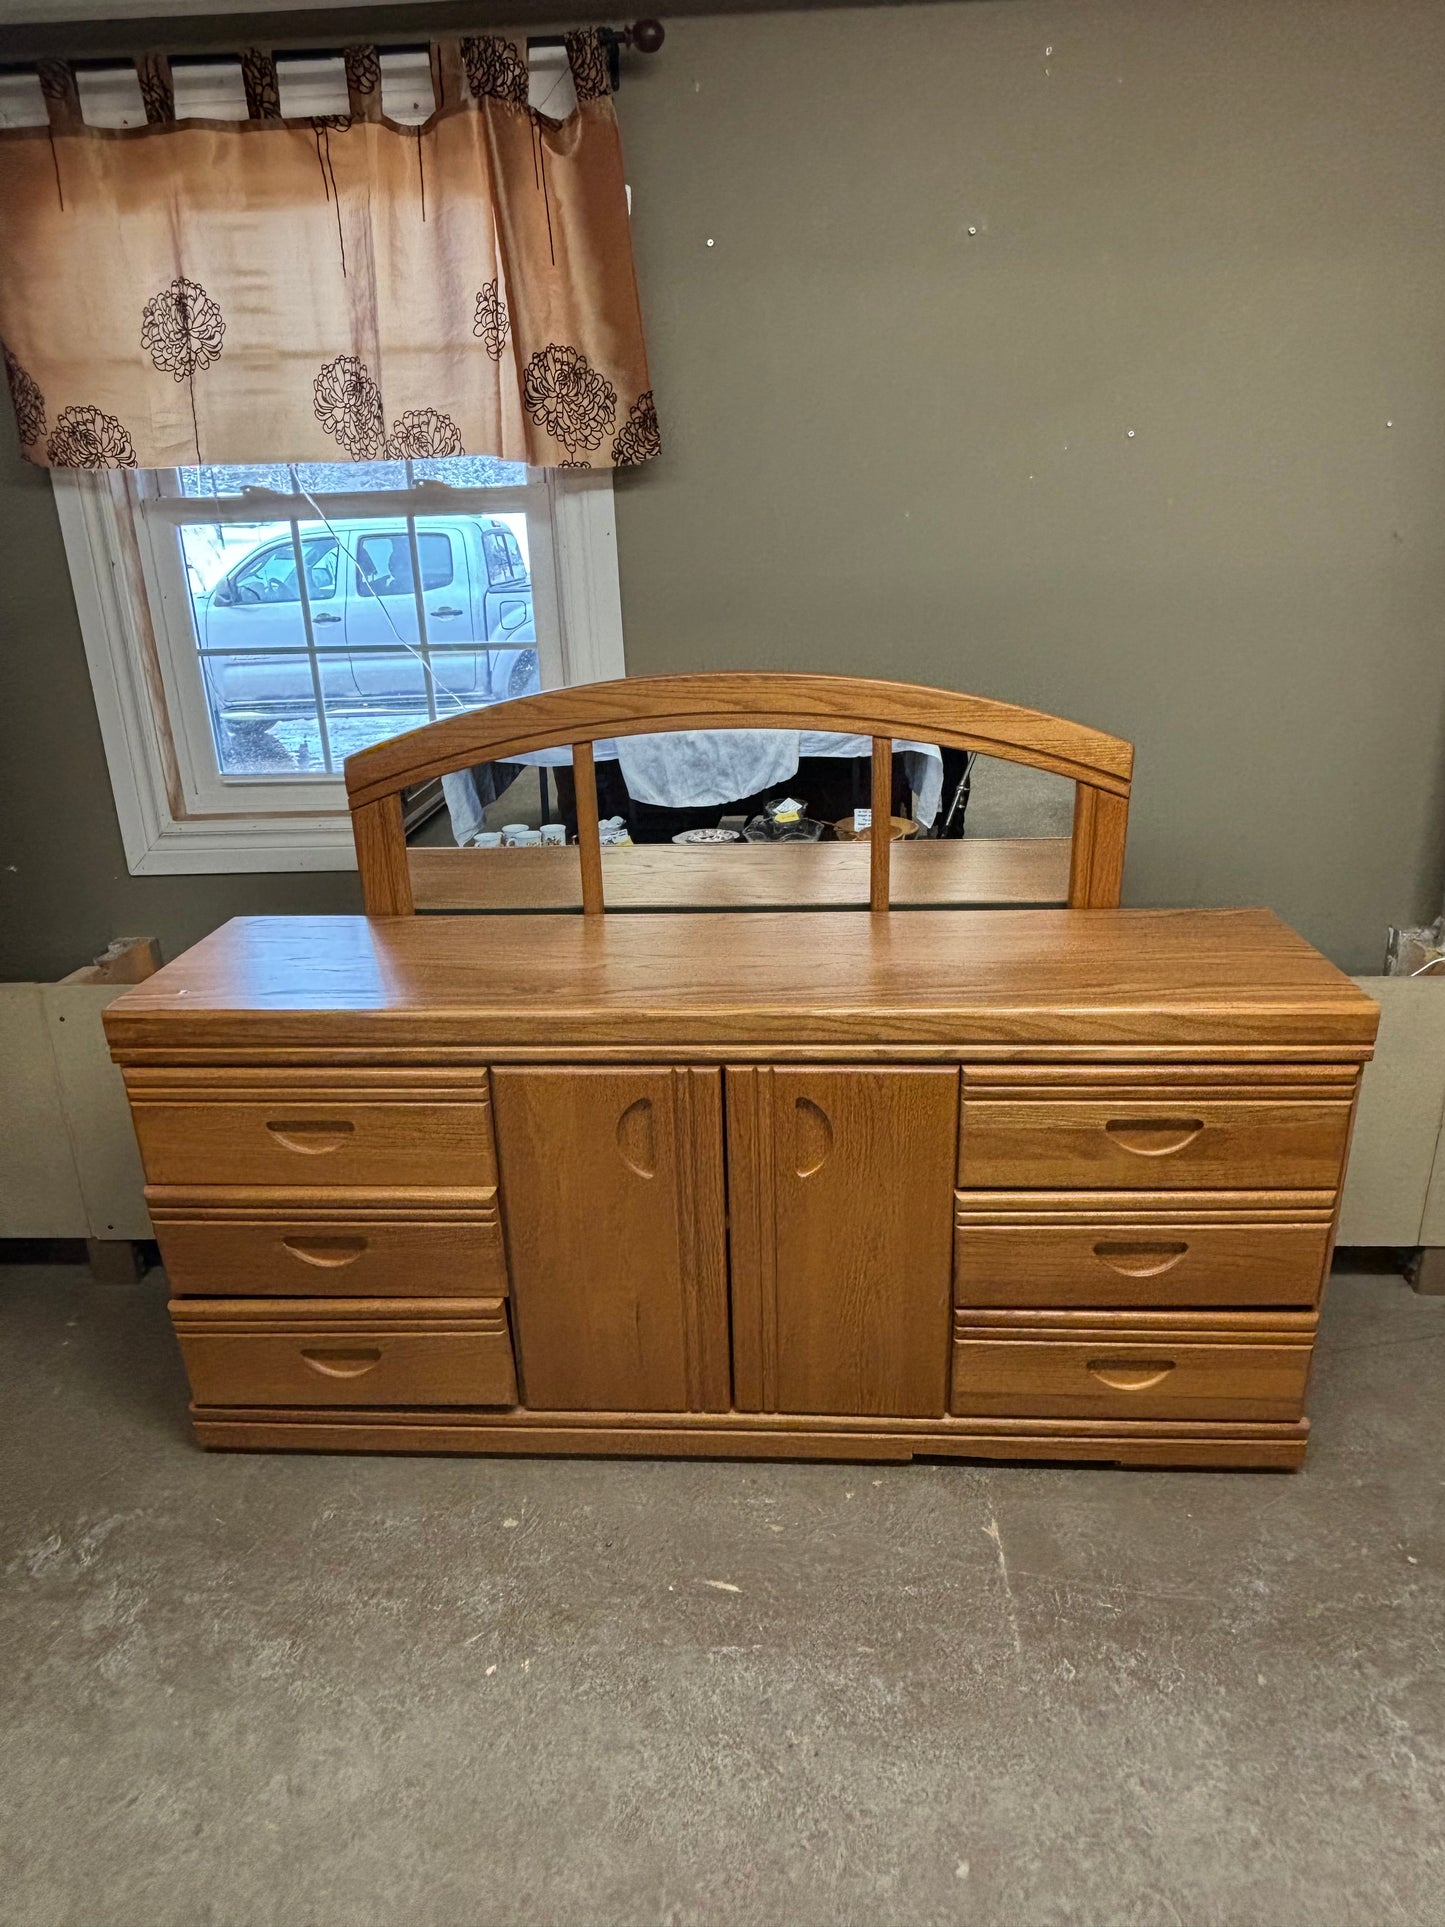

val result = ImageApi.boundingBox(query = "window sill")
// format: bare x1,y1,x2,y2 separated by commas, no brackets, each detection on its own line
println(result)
125,812,360,876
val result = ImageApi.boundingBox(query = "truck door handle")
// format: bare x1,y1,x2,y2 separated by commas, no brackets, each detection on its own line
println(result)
312,612,341,624
431,605,464,618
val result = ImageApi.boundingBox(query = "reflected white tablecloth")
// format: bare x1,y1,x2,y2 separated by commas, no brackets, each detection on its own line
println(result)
443,732,944,845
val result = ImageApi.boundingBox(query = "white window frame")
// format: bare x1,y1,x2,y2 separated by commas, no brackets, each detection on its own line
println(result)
55,466,625,874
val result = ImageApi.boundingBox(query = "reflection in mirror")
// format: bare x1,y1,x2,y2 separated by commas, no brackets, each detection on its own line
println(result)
401,777,451,843
947,755,1074,840
430,730,924,850
420,734,1076,852
395,726,1080,913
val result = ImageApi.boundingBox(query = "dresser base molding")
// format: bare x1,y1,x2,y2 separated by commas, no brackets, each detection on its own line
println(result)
189,1407,1310,1469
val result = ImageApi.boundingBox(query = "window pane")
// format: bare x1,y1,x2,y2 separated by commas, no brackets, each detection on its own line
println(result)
200,652,328,774
292,461,410,495
174,454,528,498
496,645,542,701
334,647,539,723
354,530,454,597
181,521,314,648
322,695,435,762
178,464,291,499
482,529,518,586
230,533,338,604
183,520,332,774
238,543,299,602
412,455,527,488
419,534,453,590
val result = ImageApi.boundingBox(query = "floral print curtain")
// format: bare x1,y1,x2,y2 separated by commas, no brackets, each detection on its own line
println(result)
0,33,659,472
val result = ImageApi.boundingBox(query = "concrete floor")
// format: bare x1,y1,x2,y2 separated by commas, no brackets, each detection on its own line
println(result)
2,1263,1442,1927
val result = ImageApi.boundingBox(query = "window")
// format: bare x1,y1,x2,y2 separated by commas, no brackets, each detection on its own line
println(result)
58,457,624,873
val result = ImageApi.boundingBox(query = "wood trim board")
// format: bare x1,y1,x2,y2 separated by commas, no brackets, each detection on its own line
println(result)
189,1407,1310,1469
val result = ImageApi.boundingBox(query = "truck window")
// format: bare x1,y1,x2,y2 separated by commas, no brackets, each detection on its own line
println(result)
482,529,526,586
230,536,338,604
355,532,454,597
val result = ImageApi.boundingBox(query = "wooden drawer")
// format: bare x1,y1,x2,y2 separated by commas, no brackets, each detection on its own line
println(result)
154,1201,508,1298
954,1208,1331,1308
132,1097,497,1190
171,1298,517,1408
959,1096,1351,1191
951,1311,1315,1421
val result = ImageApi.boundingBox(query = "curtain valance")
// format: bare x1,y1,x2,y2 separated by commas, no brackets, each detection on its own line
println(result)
0,33,659,472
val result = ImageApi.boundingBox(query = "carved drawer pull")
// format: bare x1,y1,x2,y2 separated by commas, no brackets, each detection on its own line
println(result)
300,1347,382,1378
1086,1356,1177,1392
1092,1240,1189,1277
265,1120,356,1155
1103,1117,1205,1157
282,1235,368,1268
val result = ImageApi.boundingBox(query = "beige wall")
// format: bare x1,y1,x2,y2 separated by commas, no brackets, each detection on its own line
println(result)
3,0,1443,978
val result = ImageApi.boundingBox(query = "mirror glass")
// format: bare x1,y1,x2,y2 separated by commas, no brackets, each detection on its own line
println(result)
418,733,1072,855
951,755,1073,840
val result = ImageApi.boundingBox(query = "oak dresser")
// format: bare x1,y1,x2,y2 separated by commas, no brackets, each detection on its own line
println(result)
105,674,1378,1469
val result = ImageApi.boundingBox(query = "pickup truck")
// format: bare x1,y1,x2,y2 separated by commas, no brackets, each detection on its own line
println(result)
196,515,539,742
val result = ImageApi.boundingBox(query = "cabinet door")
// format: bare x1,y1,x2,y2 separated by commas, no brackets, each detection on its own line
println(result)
491,1067,729,1413
727,1068,958,1417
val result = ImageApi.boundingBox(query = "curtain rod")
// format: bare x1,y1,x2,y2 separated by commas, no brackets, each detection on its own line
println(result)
2,21,666,90
528,18,663,87
529,20,665,54
184,21,668,57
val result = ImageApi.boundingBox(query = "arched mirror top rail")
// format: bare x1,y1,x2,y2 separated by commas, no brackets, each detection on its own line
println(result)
343,672,1134,918
344,672,1134,808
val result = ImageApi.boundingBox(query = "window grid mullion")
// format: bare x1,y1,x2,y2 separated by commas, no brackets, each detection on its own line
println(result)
194,644,514,658
402,514,438,723
287,520,335,776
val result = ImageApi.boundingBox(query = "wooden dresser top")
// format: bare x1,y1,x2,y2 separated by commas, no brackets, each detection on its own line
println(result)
104,909,1378,1057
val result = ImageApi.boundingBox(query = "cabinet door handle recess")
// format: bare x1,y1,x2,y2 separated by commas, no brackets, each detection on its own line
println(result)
282,1235,369,1268
300,1347,382,1378
794,1097,832,1178
1086,1357,1176,1392
1103,1118,1205,1157
265,1120,356,1155
1092,1240,1189,1277
615,1097,656,1178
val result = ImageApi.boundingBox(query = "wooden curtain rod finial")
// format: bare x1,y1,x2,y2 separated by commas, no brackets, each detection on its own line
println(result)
621,20,666,53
